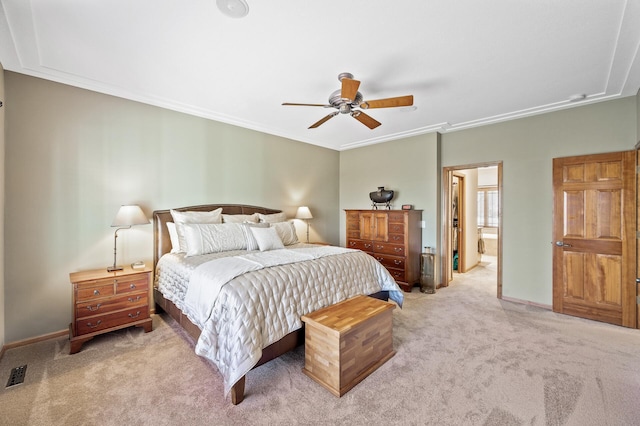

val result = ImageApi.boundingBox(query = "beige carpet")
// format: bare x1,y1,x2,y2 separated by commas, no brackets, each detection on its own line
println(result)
2,258,640,425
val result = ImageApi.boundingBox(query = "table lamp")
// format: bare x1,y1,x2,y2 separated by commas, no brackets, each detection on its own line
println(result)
108,205,150,272
295,206,313,243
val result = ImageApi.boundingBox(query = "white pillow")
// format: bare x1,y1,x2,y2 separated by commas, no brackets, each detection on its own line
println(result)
250,226,285,251
222,213,259,223
258,212,287,224
272,221,299,246
170,208,223,252
242,222,270,251
166,222,180,253
182,223,247,257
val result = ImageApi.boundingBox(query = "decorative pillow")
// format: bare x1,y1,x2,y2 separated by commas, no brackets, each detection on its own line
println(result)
166,222,180,253
272,221,299,246
170,208,223,252
258,212,287,224
182,223,247,257
250,226,285,251
242,222,270,251
222,213,259,223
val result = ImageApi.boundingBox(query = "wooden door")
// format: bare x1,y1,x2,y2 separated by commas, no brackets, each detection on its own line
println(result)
552,150,636,327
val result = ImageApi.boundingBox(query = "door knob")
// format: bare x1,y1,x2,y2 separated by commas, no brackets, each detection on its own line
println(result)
555,241,572,247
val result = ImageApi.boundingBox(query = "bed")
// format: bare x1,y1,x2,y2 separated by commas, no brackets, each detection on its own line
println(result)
152,204,403,404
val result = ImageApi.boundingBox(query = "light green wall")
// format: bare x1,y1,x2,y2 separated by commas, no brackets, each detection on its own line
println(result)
0,63,5,348
4,72,339,342
441,97,638,305
339,133,441,280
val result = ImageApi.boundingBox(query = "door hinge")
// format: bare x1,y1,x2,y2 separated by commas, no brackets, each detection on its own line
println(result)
637,231,640,239
637,295,640,305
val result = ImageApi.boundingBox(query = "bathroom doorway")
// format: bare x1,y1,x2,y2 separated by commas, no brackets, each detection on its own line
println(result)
443,162,503,298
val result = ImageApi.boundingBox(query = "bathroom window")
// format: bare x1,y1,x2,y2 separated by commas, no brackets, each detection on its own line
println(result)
477,187,498,227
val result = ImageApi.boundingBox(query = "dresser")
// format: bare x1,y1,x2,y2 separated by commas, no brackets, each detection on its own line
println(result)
69,265,153,354
345,209,422,292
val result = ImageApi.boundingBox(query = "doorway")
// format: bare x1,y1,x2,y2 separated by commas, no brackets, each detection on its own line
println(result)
442,162,503,299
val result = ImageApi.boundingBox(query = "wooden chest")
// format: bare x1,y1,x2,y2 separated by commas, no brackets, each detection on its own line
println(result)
301,295,396,397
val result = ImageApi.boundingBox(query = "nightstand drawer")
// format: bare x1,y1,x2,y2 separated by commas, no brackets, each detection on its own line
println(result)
76,284,115,302
76,292,148,319
75,306,150,335
115,275,148,294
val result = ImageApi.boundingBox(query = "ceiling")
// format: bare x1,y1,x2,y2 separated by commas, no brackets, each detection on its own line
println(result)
1,1,639,151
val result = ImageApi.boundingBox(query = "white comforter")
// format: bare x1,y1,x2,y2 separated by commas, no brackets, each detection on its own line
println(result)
155,244,403,395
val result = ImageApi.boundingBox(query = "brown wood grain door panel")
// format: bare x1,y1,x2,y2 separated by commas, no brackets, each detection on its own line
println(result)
552,150,636,328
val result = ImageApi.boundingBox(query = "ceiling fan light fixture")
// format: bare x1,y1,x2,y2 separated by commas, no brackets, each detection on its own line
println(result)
216,0,249,18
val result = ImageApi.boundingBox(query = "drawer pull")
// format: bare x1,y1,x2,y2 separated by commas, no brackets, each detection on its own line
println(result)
394,248,403,253
375,257,383,262
86,320,102,329
86,303,102,312
394,260,403,265
376,245,383,250
364,243,372,249
129,283,136,289
349,241,356,246
113,279,118,285
128,311,141,319
128,296,141,303
93,289,100,296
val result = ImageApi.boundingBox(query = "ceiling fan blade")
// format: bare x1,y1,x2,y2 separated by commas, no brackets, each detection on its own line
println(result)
282,102,331,107
309,112,339,129
352,111,381,129
359,95,413,109
341,78,361,101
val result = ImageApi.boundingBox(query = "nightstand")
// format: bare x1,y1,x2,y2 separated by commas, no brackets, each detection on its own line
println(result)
69,265,153,354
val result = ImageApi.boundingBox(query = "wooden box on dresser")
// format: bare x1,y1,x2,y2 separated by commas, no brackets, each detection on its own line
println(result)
345,209,422,292
69,265,153,354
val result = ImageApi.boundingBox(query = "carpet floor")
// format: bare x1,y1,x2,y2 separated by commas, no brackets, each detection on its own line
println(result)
2,257,640,425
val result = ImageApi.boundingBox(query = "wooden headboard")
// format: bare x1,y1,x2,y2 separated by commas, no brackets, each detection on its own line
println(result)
152,204,282,270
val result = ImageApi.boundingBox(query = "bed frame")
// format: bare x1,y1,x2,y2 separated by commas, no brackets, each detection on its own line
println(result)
152,204,387,405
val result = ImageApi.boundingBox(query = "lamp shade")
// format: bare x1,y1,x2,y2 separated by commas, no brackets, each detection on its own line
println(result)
295,206,313,220
111,205,149,227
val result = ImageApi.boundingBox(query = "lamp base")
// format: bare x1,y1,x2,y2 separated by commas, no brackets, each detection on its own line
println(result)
107,265,123,272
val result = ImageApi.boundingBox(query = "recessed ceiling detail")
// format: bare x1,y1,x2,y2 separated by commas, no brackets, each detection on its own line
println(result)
0,0,638,151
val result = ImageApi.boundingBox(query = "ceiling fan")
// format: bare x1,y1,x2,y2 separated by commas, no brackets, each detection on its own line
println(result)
282,73,414,129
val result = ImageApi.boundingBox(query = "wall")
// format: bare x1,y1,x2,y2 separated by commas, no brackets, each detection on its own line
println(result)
0,63,5,348
339,133,441,281
441,97,637,305
4,72,340,342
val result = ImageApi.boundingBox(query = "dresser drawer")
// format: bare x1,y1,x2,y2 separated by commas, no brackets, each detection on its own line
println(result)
76,292,148,319
388,212,406,223
347,239,374,252
75,306,150,335
373,242,405,256
387,268,406,282
388,233,404,244
388,222,405,234
115,275,148,294
76,283,115,302
371,253,405,270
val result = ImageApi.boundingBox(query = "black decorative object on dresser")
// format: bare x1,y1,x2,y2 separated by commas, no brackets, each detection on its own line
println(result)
369,186,394,210
345,209,422,292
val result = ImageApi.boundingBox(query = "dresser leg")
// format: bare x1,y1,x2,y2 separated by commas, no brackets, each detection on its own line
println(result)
69,335,93,354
